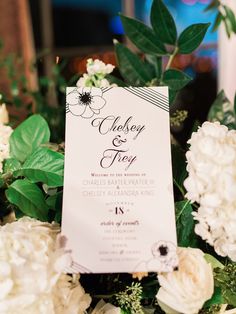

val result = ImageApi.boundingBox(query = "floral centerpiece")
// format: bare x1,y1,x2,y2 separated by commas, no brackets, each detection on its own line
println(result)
1,0,236,313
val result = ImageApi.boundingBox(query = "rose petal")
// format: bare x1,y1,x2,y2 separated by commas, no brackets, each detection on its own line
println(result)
90,96,106,110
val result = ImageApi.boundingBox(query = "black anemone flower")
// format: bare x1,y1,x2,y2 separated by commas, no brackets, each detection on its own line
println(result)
67,87,106,118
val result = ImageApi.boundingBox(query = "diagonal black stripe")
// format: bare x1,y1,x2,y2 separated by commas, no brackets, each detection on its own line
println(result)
124,87,169,112
125,87,169,111
141,87,168,105
102,86,113,93
131,87,169,109
143,87,169,103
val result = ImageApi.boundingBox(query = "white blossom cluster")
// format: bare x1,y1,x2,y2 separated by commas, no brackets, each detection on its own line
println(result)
184,121,236,261
77,58,115,88
0,104,12,173
0,123,12,173
0,217,91,314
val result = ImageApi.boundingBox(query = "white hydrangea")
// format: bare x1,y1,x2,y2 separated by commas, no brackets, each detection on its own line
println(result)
184,121,236,261
0,217,91,313
0,123,13,173
76,58,116,88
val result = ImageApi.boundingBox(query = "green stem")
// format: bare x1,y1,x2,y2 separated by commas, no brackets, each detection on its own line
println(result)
165,47,179,70
173,178,185,198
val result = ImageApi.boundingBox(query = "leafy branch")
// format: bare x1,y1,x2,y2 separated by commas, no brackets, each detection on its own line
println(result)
111,0,210,105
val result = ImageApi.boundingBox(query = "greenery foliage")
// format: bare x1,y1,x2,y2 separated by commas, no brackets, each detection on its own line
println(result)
1,0,236,312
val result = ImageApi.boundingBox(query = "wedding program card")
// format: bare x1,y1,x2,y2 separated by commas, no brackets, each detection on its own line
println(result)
62,86,178,273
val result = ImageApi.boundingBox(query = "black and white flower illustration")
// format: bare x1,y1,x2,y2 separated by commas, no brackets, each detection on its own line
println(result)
66,87,106,118
133,241,178,273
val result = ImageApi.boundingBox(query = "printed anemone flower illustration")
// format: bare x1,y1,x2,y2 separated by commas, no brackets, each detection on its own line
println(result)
66,87,106,118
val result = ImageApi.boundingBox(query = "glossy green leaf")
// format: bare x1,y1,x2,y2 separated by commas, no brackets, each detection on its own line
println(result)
14,147,64,187
175,200,197,247
204,0,220,12
3,158,21,173
204,254,224,269
178,23,210,54
5,179,49,221
145,55,162,79
151,0,177,45
224,5,236,33
114,41,153,86
106,74,127,87
120,14,167,55
212,12,223,32
204,287,223,308
162,69,192,90
171,144,188,189
9,114,50,163
168,89,178,105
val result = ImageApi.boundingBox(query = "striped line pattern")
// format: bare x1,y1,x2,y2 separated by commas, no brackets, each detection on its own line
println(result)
64,261,92,274
124,87,169,112
101,86,113,94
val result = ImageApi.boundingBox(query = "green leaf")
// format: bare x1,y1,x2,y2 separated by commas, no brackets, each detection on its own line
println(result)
3,158,21,173
162,69,192,91
208,90,236,129
145,55,162,80
10,114,50,163
5,179,49,221
14,147,64,187
178,23,210,54
106,74,127,87
224,5,236,33
168,89,178,105
171,144,188,189
175,200,197,247
204,254,224,269
120,14,167,55
204,287,223,308
212,12,223,32
114,41,153,86
223,15,233,38
204,0,220,12
151,0,177,45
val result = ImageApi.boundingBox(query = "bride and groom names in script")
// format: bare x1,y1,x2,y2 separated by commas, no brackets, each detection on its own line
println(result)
91,115,145,170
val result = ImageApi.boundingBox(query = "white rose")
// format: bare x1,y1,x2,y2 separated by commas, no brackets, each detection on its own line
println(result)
0,104,9,124
156,247,214,314
91,300,120,314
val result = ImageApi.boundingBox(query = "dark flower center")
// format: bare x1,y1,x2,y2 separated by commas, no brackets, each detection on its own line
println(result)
159,245,168,256
79,92,92,105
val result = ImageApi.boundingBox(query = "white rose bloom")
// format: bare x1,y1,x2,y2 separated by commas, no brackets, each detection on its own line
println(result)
0,123,13,172
91,300,120,314
156,248,214,314
184,121,236,261
0,104,9,124
0,217,91,313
